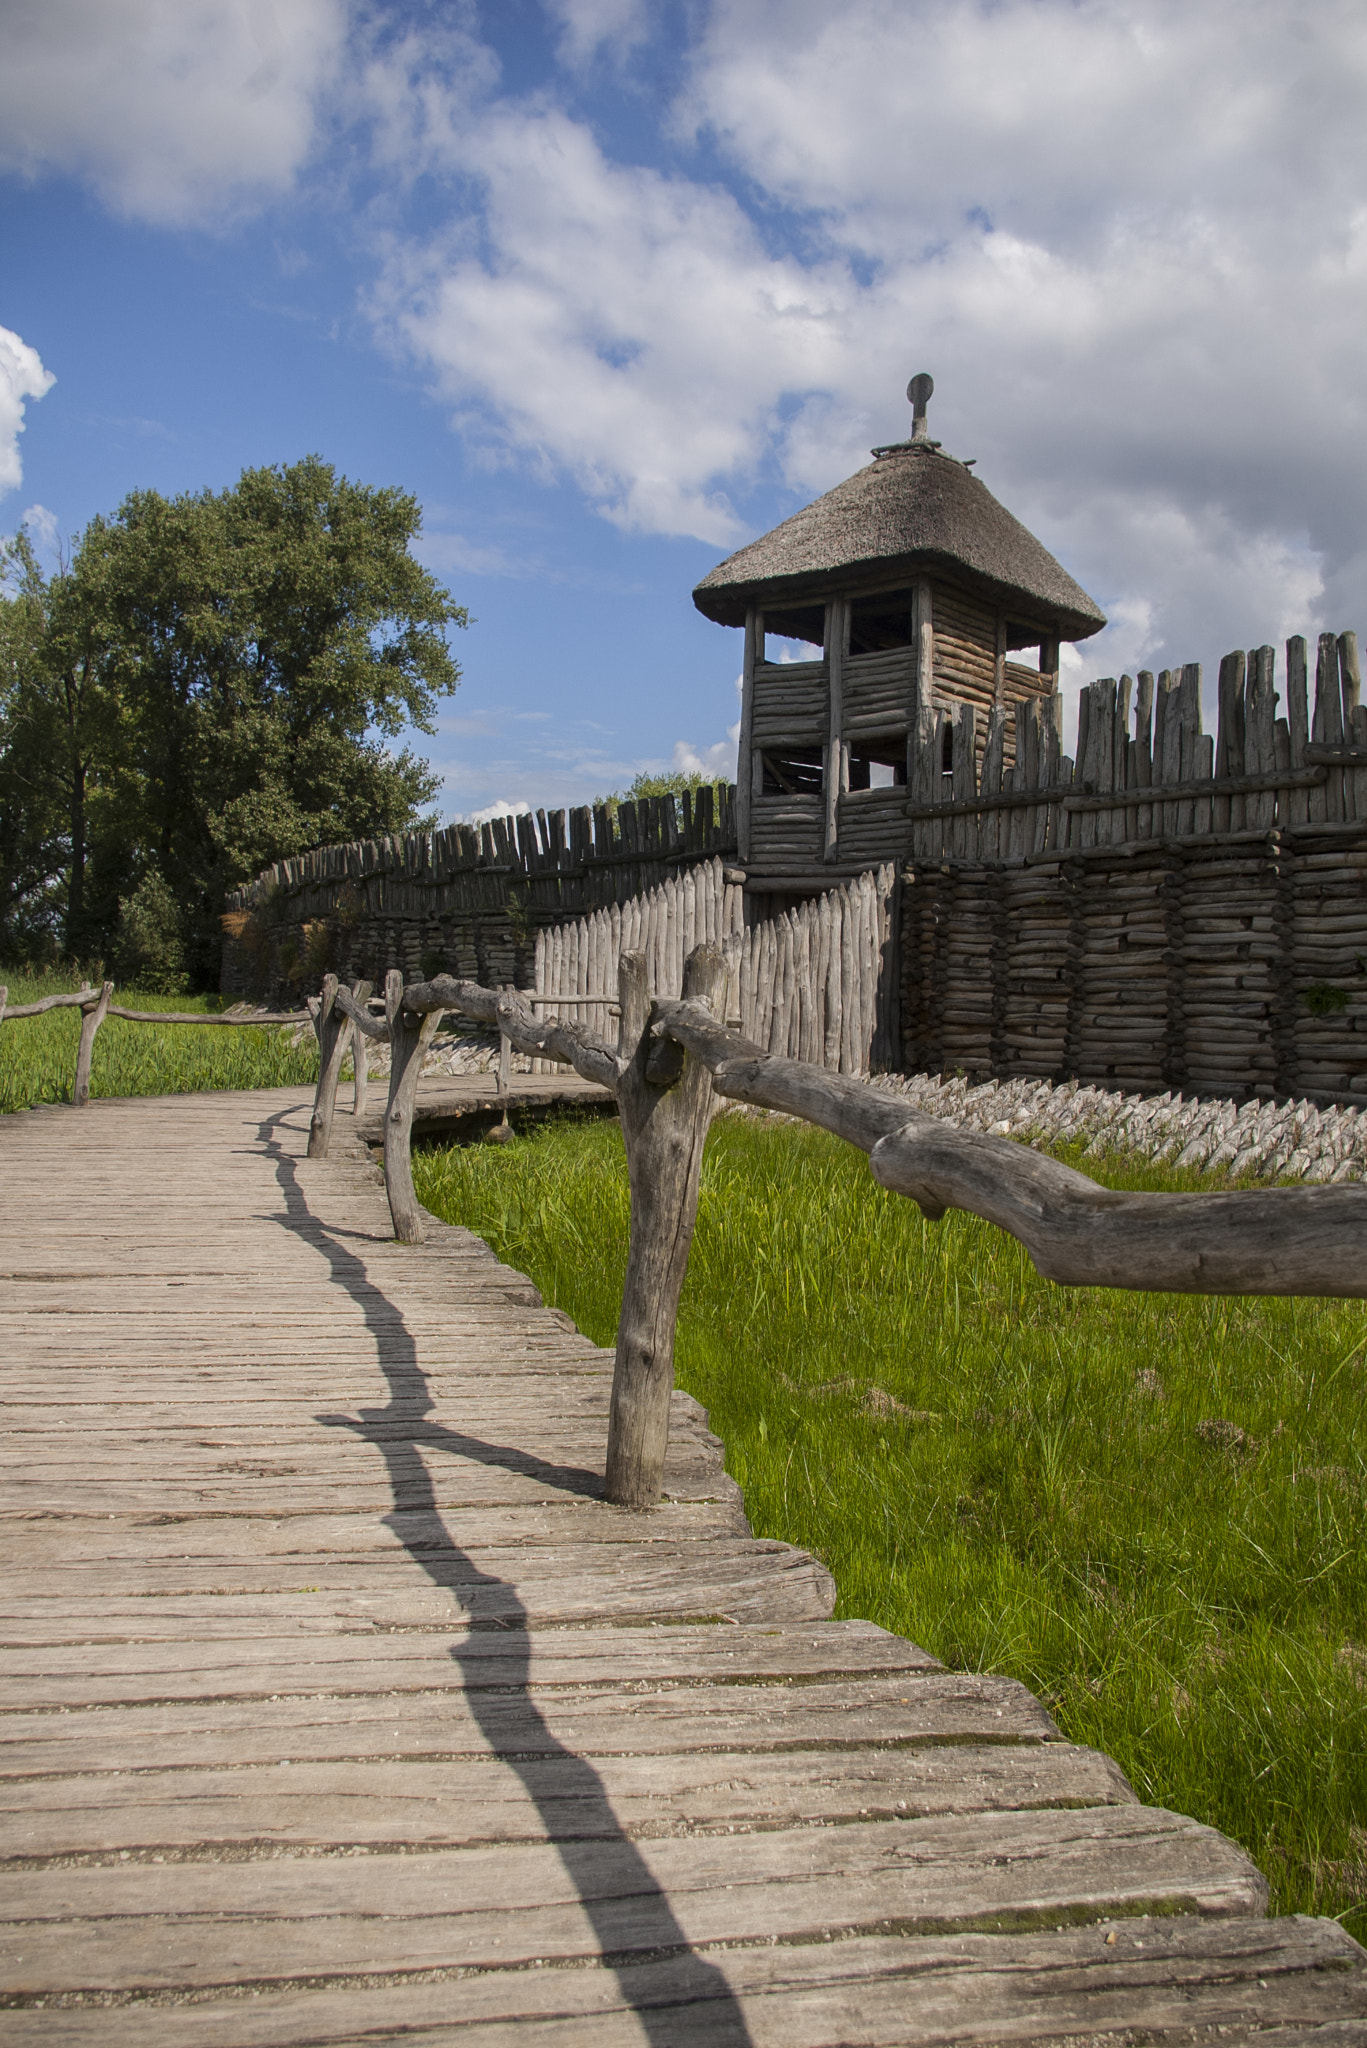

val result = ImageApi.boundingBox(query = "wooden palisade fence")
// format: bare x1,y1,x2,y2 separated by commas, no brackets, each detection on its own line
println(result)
221,784,737,999
896,636,1367,1102
0,983,317,1108
530,854,897,1076
308,943,1367,1512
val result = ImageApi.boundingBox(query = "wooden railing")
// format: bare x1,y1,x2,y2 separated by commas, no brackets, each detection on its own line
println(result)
305,950,1367,1513
0,982,313,1107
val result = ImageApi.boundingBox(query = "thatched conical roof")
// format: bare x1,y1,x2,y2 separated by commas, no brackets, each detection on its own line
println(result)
693,438,1105,642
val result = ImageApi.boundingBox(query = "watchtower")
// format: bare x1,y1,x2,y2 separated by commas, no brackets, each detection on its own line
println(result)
692,375,1106,887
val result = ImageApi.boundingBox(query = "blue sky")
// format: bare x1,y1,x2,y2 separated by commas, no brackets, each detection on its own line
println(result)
3,0,1366,822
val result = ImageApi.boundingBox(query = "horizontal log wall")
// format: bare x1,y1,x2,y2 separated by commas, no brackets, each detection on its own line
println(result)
896,630,1367,1104
901,832,1367,1106
220,787,737,1000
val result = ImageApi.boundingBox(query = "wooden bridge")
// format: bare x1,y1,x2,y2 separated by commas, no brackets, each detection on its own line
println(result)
3,1085,1366,2042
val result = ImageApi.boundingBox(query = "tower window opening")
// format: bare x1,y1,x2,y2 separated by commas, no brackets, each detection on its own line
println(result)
760,747,824,795
849,589,913,656
847,737,907,791
760,604,825,661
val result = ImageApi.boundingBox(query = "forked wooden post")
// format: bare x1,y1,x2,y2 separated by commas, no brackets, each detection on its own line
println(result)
308,976,373,1154
72,982,114,1108
383,967,441,1243
606,944,725,1510
307,975,343,1157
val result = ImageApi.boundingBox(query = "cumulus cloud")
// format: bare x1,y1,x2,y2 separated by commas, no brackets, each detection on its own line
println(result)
17,501,61,565
543,0,650,70
0,0,347,224
467,797,532,824
669,674,741,782
671,731,738,780
368,0,1367,708
0,327,54,496
11,0,1365,713
369,89,849,542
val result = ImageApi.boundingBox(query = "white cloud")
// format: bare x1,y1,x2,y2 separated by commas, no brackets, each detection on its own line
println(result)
367,82,851,543
9,0,1362,703
0,0,347,225
467,797,532,824
18,501,60,564
0,327,54,497
671,730,737,781
543,0,650,70
669,673,741,781
367,0,1367,696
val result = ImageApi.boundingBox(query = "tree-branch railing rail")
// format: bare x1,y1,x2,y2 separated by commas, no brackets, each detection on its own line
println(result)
0,982,314,1109
315,945,1367,1512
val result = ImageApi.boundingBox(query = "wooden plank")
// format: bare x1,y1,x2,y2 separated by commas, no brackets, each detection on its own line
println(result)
0,1618,940,1694
5,1917,1361,2048
0,1540,839,1625
3,1743,1132,1860
0,1808,1268,1994
0,1672,1060,1777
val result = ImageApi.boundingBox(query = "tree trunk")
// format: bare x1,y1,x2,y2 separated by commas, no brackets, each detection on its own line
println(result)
66,752,86,954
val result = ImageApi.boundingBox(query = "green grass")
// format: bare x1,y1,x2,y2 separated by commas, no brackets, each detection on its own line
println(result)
0,966,319,1113
413,1110,1367,1939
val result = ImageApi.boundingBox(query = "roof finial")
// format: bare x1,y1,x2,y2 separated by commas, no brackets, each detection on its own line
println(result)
907,372,934,442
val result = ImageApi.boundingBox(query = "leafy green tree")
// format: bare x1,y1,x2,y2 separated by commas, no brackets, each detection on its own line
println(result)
0,529,133,961
113,869,188,992
0,532,61,956
1,457,465,982
592,766,731,823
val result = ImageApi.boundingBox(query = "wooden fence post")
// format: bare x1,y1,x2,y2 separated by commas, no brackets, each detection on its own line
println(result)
606,943,725,1510
307,974,346,1158
383,968,441,1243
485,1018,513,1142
350,979,373,1118
72,982,114,1107
0,986,7,1023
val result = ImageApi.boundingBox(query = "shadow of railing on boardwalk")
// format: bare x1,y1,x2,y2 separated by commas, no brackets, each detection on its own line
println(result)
257,1106,754,2044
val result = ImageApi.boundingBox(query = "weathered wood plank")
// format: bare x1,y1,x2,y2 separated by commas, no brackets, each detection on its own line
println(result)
0,1672,1059,1777
0,1618,941,1697
4,1917,1362,2046
0,1807,1268,1995
0,1541,838,1627
2,1742,1131,1861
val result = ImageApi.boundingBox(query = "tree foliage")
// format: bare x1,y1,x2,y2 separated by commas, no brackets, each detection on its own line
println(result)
0,457,464,982
592,767,731,822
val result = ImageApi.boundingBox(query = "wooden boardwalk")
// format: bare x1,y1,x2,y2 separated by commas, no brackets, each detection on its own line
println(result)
2,1087,1365,2043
